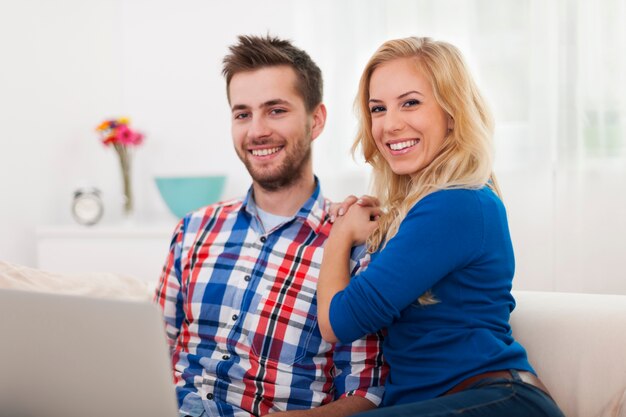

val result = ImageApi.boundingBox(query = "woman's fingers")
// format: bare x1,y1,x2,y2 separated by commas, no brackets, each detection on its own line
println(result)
329,195,358,223
367,206,383,221
330,195,382,223
338,195,359,216
371,206,384,218
356,195,380,208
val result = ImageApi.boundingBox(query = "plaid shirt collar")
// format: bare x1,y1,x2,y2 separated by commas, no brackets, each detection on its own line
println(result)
241,176,327,234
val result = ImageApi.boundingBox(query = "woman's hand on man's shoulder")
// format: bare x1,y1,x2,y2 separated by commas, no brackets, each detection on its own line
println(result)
329,194,380,223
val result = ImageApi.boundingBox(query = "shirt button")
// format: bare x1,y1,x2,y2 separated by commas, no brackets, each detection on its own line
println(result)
232,314,238,321
206,393,214,400
222,354,230,360
260,236,267,243
244,275,251,282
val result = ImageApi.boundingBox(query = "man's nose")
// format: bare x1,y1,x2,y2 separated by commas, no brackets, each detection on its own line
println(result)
249,115,272,139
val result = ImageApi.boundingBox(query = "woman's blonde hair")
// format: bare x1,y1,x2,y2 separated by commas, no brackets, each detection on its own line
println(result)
354,37,500,305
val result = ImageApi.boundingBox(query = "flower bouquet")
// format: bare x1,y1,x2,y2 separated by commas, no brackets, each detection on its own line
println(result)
95,117,144,216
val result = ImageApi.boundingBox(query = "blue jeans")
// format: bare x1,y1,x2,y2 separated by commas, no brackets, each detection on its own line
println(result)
353,370,565,417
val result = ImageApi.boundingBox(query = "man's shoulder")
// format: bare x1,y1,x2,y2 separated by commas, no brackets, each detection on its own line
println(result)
178,197,245,234
187,196,244,218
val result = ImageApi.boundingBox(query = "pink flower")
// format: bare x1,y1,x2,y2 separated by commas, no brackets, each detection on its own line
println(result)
117,125,142,145
95,117,144,147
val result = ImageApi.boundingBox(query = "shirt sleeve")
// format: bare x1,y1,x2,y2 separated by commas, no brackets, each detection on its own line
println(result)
330,190,484,343
153,219,186,349
331,244,388,405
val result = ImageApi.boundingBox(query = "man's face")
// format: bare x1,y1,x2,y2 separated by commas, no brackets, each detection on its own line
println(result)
229,65,322,191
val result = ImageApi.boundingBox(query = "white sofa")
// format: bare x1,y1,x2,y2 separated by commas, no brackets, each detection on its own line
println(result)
511,290,626,417
1,261,625,417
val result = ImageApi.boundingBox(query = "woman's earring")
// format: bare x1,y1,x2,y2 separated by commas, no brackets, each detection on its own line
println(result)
447,116,455,133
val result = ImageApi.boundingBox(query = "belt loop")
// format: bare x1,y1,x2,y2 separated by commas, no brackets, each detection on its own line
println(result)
509,369,521,381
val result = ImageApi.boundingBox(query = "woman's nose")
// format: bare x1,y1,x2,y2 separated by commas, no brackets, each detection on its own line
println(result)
383,109,405,134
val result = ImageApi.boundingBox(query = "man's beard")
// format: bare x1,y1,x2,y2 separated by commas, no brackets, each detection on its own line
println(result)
240,127,313,192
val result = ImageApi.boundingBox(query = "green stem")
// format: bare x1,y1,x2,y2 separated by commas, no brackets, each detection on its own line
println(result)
116,144,133,215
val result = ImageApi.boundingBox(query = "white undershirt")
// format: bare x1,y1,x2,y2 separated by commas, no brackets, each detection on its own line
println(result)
256,207,292,233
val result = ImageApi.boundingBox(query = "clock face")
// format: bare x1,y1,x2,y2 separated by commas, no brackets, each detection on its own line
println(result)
72,193,103,225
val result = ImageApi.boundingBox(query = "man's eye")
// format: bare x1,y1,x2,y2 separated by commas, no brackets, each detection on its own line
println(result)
370,106,386,113
234,113,249,120
270,108,287,115
403,99,421,107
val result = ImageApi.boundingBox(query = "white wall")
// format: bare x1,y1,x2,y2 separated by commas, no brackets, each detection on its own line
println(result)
1,0,624,295
0,0,124,265
0,0,376,264
118,0,297,218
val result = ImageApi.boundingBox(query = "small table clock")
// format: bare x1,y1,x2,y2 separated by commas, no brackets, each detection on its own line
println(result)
71,188,104,226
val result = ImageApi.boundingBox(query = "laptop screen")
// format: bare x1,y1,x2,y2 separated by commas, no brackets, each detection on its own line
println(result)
0,288,178,417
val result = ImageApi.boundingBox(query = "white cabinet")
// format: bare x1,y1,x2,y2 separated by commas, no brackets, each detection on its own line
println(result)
36,224,175,283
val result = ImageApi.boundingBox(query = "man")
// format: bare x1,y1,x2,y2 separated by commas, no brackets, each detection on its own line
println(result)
154,35,386,417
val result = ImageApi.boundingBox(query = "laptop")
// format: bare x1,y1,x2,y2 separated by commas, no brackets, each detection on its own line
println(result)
0,288,179,417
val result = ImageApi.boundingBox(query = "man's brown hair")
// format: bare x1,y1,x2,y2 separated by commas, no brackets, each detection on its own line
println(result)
222,35,323,112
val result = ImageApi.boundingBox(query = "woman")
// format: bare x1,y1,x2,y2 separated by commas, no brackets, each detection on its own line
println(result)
317,37,564,416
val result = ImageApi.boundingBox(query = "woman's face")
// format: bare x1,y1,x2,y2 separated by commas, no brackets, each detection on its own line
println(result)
368,57,453,176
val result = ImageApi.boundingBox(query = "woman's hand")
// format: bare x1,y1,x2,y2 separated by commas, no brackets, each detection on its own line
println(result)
331,202,382,246
329,195,381,223
318,195,382,343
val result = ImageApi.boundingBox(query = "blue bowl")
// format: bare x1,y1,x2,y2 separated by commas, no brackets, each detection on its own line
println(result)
155,175,226,218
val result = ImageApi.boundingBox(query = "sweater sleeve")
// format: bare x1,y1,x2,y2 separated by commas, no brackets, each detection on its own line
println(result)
329,189,484,343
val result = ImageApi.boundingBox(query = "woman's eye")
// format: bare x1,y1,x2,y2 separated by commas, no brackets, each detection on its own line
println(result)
370,106,386,113
403,99,421,107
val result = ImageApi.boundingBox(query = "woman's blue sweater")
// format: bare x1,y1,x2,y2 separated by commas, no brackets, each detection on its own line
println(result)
329,187,534,405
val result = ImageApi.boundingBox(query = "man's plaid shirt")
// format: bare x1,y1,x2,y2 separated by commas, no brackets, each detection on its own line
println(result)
154,183,386,417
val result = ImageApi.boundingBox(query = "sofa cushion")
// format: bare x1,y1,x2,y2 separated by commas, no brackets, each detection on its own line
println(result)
598,388,626,417
0,260,154,301
512,291,626,417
